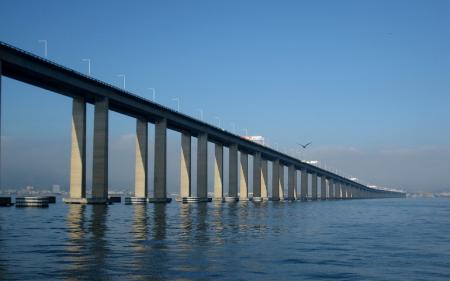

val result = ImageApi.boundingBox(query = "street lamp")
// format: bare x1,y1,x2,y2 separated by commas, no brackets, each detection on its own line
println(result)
117,74,126,89
172,97,180,112
148,88,156,101
196,109,203,121
214,116,221,129
38,40,47,58
81,59,91,75
230,122,236,134
242,128,248,136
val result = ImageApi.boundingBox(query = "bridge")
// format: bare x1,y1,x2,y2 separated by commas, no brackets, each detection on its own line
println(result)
0,42,405,204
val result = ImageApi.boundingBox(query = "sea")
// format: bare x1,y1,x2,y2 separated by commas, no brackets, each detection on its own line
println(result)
1,197,450,280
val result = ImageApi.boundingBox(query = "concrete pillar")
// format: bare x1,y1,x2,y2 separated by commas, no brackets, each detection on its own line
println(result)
261,159,268,200
271,160,280,200
180,132,191,198
336,182,341,199
300,169,308,201
279,164,285,200
134,119,148,198
328,178,335,199
92,98,109,201
153,118,167,200
320,176,326,200
213,143,223,201
311,173,318,200
348,186,353,199
228,144,238,198
239,152,249,200
197,133,208,199
69,97,86,199
287,165,296,200
253,152,262,198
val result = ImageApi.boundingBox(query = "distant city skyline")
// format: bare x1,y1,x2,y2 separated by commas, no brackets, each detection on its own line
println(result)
1,0,450,192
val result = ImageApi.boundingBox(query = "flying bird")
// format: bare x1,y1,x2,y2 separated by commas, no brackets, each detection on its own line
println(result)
298,142,312,149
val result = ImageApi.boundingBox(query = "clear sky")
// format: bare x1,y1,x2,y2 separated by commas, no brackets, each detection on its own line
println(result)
1,0,449,192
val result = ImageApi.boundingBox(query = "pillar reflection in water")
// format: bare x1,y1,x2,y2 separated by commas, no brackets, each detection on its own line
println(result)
65,204,87,277
88,205,108,275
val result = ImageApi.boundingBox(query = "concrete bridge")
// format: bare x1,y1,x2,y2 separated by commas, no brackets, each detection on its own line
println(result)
0,42,405,204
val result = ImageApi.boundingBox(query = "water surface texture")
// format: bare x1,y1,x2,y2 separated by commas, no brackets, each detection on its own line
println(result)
1,198,450,280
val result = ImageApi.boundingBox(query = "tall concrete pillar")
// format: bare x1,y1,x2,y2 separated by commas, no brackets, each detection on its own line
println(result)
228,144,238,198
134,119,148,198
253,152,262,199
213,143,223,201
300,169,308,201
336,182,341,199
328,178,335,199
261,159,268,200
271,160,279,200
279,164,285,200
239,152,249,200
197,133,208,199
320,176,326,200
343,185,348,199
69,97,86,199
311,173,318,200
92,98,109,202
348,186,353,199
153,118,168,201
287,165,296,200
180,132,191,198
0,61,2,190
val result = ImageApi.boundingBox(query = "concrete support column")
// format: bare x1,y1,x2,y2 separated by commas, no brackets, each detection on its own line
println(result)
92,98,109,201
328,178,335,199
213,143,223,201
253,152,262,199
261,159,268,200
343,185,348,199
311,173,318,200
228,144,238,198
336,182,342,199
180,132,191,198
134,119,148,198
0,61,2,190
239,152,249,201
287,165,296,200
279,164,285,200
197,133,208,199
153,118,168,201
300,169,308,201
69,97,87,199
320,176,326,200
271,160,280,200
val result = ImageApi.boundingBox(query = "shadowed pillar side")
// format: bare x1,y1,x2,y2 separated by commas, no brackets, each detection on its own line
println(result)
320,176,326,200
271,160,280,201
253,152,262,200
150,118,171,203
287,165,296,201
134,119,148,198
197,133,208,200
328,178,335,199
180,132,191,198
300,169,308,201
213,143,223,201
311,173,318,200
239,152,249,201
227,144,239,201
91,97,109,203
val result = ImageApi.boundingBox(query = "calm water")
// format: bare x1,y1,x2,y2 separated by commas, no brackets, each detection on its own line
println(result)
1,198,450,280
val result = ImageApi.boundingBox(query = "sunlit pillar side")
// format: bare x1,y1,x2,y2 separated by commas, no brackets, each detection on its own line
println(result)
213,143,223,201
180,132,191,198
134,118,148,198
261,159,268,200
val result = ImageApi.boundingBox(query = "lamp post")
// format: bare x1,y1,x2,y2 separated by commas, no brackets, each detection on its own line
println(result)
172,97,180,112
196,109,203,121
81,59,91,75
38,40,47,58
117,74,126,89
148,88,156,101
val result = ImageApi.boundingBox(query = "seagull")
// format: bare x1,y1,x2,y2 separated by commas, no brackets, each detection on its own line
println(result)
298,142,312,149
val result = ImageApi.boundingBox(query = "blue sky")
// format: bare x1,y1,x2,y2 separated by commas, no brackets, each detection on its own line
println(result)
1,0,450,192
